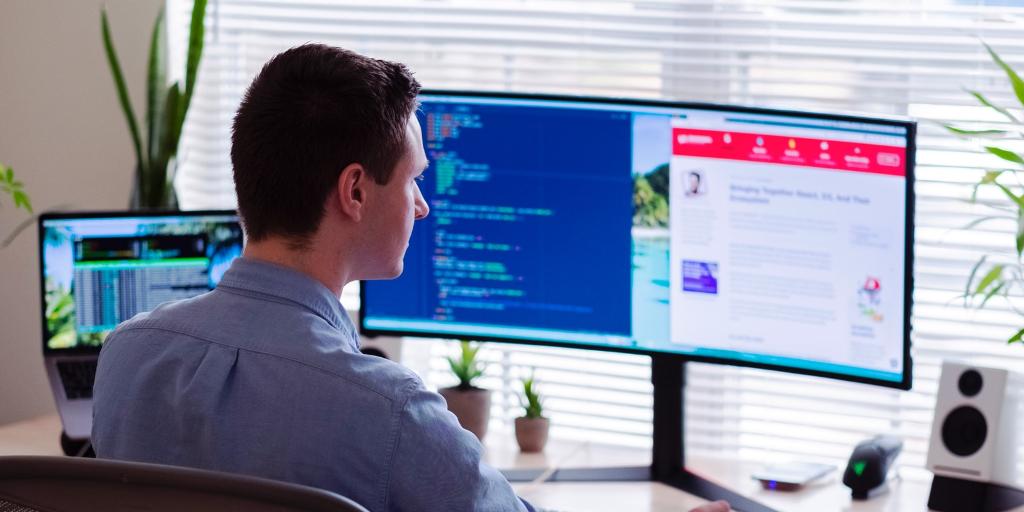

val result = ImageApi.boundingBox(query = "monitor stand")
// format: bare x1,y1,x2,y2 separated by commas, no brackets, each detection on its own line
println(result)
501,356,777,512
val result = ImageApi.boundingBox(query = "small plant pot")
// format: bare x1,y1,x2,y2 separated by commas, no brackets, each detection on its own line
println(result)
515,416,550,453
439,386,491,441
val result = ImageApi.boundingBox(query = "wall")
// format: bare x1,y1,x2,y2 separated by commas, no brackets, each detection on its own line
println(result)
0,0,162,425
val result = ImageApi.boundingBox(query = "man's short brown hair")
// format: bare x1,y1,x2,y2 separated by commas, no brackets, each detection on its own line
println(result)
231,44,421,244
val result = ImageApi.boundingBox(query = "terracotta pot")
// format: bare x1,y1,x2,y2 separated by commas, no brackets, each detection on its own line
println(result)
439,387,491,441
515,416,550,453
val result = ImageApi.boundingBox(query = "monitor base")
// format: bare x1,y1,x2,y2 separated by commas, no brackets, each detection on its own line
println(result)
502,465,649,482
502,465,776,512
928,475,1024,512
501,357,777,512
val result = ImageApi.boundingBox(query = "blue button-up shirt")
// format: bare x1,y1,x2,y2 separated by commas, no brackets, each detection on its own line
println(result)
93,258,531,512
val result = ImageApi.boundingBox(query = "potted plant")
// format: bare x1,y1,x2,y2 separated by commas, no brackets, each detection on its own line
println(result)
514,372,549,453
438,341,491,441
947,43,1024,345
101,0,208,209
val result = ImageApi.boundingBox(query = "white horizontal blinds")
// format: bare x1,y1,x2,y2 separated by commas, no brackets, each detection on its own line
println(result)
168,0,239,210
169,0,1024,473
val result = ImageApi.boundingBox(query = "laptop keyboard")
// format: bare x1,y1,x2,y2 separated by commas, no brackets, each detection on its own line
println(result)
56,360,97,400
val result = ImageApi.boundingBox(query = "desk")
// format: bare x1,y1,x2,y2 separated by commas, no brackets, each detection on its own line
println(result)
0,414,971,512
0,415,62,457
481,430,940,512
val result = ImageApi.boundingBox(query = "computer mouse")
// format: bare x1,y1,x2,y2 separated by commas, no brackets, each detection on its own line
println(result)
842,435,903,500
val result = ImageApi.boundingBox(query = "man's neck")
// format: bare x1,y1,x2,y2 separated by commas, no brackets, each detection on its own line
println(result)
243,238,351,298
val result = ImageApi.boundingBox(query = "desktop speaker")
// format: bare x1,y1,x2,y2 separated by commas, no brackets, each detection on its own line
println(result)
926,361,1024,512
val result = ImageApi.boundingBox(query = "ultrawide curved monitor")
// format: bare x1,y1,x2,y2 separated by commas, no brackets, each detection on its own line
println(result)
361,91,914,390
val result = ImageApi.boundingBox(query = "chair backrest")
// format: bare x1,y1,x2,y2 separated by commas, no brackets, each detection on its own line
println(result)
0,456,370,512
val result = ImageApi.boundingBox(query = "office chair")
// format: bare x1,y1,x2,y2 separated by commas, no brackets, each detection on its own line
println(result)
0,455,370,512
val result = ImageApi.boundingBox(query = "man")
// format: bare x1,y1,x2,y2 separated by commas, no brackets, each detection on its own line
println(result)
93,44,728,512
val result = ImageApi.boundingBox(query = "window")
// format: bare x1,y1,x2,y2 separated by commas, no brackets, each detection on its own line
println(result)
170,0,1024,476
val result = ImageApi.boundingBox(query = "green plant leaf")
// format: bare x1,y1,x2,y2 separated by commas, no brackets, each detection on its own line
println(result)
966,89,1019,124
177,0,208,150
964,256,985,306
101,7,145,176
1018,213,1024,258
0,165,32,214
994,182,1024,210
464,340,479,361
981,170,1005,184
985,42,1024,110
447,357,466,384
979,281,1006,308
446,342,485,385
1008,327,1024,344
985,146,1024,165
134,83,180,209
971,170,1005,202
520,372,543,418
12,190,32,214
448,341,486,388
962,215,1010,231
162,83,181,154
975,264,1005,295
944,125,1008,137
146,6,168,173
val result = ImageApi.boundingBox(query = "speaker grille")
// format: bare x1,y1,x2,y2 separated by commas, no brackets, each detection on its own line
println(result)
941,405,988,457
958,369,983,397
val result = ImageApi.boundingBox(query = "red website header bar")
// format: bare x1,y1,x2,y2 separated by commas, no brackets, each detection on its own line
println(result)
671,128,906,177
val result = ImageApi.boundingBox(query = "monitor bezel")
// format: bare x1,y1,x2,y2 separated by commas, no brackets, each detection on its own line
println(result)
360,90,915,391
38,209,240,356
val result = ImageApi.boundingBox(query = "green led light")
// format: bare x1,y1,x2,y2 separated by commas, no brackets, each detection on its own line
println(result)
853,461,867,477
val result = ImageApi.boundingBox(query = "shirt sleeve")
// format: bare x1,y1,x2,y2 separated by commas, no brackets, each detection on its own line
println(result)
387,384,531,512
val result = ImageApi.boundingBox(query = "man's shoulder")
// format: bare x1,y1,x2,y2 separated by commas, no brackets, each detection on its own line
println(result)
110,287,318,346
106,293,425,405
335,353,426,404
107,291,219,340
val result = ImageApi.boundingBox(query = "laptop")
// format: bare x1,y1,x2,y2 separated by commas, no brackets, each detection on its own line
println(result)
39,210,243,440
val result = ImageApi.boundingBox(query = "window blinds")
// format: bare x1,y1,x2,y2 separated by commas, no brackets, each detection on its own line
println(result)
168,0,1024,476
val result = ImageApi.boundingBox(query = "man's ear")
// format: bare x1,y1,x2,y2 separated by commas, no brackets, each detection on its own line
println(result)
337,163,368,222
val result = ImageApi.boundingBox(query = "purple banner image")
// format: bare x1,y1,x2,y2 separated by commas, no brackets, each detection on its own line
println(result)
682,260,719,294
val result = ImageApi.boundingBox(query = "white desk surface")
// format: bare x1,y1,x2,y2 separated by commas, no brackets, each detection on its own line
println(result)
0,413,980,512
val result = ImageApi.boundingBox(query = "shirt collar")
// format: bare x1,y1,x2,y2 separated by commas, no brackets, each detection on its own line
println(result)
217,257,356,341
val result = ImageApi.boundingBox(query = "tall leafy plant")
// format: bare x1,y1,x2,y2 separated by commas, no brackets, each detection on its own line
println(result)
101,0,207,209
948,43,1024,344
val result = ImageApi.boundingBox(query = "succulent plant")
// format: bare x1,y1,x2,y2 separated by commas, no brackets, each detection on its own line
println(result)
520,372,544,419
447,341,486,390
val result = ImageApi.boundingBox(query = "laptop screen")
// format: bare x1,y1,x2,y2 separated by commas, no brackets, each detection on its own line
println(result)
39,211,243,352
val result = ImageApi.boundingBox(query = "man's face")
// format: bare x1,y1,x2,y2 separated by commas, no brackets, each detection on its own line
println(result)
688,174,700,193
361,117,430,279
